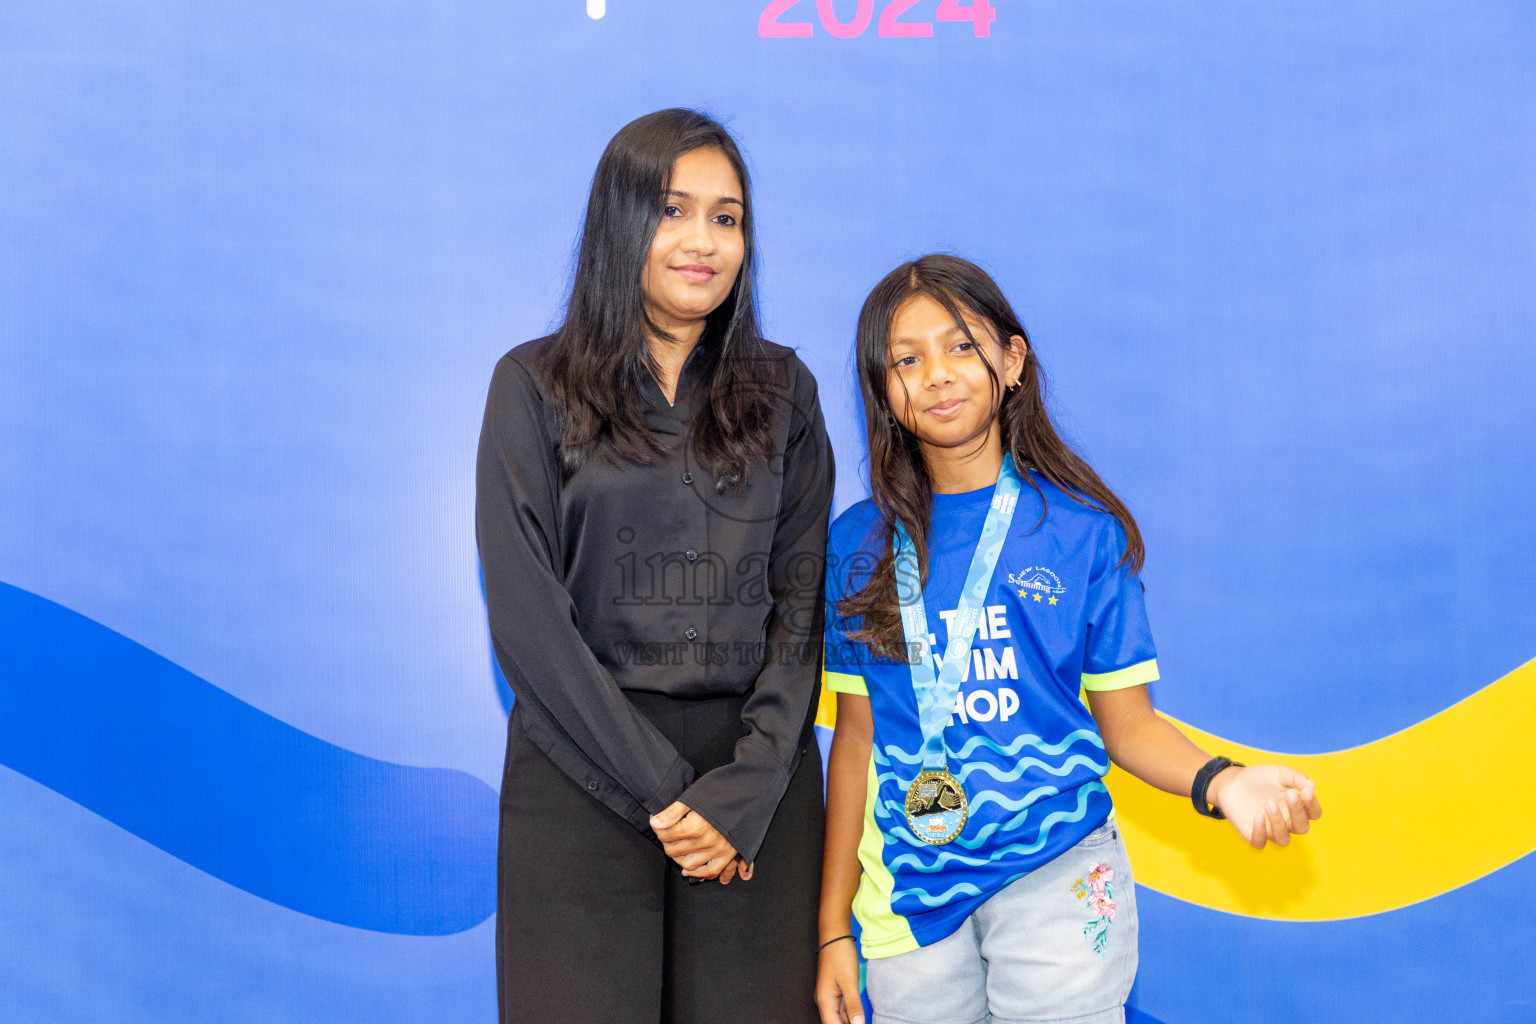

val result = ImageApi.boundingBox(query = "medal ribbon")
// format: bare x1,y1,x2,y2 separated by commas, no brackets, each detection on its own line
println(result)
894,455,1023,773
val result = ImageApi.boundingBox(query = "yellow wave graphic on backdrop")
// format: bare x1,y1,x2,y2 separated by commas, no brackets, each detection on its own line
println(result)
814,657,1536,920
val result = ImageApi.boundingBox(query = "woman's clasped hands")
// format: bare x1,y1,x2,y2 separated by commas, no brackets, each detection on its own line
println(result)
650,802,754,884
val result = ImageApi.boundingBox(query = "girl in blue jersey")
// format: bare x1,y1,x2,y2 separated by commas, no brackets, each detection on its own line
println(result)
815,255,1322,1024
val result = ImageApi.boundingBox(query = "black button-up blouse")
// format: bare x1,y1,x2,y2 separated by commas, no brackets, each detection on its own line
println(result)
475,334,833,862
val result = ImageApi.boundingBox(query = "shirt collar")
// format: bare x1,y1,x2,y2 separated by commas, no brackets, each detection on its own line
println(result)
643,340,711,427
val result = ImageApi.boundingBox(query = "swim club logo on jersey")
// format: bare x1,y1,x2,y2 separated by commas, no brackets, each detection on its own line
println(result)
1009,566,1065,606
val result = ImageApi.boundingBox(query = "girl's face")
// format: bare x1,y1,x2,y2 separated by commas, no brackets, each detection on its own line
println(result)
886,292,1026,453
641,146,745,338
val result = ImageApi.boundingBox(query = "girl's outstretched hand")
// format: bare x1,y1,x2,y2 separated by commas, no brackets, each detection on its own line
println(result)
814,937,864,1024
1208,764,1323,849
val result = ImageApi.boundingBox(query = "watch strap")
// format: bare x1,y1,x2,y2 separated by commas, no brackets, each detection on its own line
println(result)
1192,756,1245,819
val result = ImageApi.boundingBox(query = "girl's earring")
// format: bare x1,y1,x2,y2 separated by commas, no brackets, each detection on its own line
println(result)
1006,379,1020,392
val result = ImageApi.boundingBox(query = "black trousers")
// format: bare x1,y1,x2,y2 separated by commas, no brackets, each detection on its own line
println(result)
496,693,824,1024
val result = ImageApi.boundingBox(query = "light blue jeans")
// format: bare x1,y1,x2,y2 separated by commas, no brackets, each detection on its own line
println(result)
864,821,1139,1024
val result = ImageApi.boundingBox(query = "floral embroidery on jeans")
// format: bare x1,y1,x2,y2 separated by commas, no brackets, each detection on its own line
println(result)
1070,862,1117,958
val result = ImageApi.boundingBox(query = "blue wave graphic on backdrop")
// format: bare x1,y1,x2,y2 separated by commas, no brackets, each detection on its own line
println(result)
0,583,498,936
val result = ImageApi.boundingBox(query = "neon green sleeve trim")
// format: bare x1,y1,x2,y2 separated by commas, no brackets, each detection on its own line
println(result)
824,670,869,696
1081,658,1160,692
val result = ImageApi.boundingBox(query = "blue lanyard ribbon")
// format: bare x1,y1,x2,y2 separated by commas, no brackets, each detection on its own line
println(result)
894,455,1024,773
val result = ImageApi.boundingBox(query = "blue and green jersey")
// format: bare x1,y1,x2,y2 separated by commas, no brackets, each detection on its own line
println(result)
825,471,1158,959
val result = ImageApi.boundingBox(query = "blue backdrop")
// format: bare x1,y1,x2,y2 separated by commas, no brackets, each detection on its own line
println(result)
2,2,1533,1021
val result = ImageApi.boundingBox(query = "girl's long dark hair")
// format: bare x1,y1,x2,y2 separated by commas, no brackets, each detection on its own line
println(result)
841,254,1145,661
540,108,774,490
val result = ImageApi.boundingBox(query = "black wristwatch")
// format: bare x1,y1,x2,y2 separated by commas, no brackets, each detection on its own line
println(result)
1192,756,1244,819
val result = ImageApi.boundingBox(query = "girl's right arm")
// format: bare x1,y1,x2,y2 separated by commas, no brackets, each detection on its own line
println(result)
815,693,873,1024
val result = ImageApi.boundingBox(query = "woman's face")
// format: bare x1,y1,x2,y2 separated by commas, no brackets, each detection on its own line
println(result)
885,292,1026,452
641,146,746,339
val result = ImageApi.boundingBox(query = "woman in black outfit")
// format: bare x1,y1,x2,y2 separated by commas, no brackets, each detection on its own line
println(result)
476,108,832,1023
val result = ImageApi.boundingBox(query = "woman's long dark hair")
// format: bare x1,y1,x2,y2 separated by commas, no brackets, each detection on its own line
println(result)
841,254,1145,661
539,108,775,491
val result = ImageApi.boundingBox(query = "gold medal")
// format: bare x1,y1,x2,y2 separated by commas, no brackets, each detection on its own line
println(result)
904,768,969,845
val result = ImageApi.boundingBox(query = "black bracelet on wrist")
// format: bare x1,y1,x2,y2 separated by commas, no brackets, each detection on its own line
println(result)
1191,756,1245,819
817,934,855,955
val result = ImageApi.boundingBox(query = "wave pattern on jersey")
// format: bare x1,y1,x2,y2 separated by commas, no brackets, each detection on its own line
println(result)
873,727,1114,909
888,783,1111,874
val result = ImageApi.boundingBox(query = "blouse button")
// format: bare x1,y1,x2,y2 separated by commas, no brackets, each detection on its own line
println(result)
684,627,698,641
682,471,694,485
685,549,699,562
585,779,599,792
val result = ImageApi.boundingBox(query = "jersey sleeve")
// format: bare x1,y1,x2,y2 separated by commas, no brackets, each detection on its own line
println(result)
822,521,873,698
1080,520,1159,691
